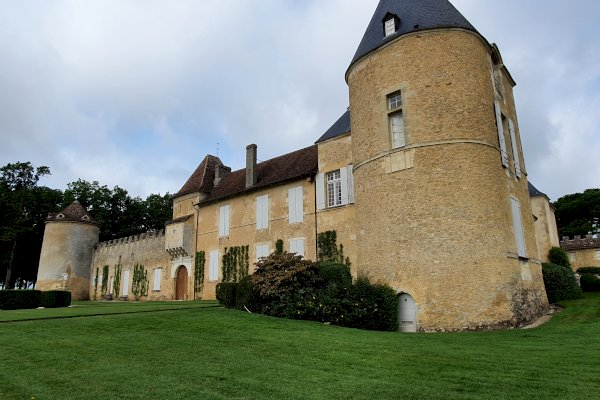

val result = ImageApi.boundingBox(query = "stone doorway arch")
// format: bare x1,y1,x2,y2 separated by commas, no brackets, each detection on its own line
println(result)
175,266,188,300
398,293,417,333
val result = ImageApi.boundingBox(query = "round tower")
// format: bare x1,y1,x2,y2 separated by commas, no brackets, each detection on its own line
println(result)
347,0,548,330
36,201,100,300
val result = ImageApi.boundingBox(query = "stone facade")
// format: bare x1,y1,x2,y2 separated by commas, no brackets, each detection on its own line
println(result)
560,235,600,271
530,194,560,262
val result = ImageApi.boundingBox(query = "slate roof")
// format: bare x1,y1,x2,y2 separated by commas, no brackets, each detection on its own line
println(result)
199,145,318,205
174,155,223,198
166,214,193,225
316,109,351,144
349,0,478,72
560,236,600,251
47,201,98,225
528,182,547,198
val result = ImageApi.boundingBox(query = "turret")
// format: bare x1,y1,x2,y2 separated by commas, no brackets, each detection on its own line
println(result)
347,0,548,330
36,201,99,300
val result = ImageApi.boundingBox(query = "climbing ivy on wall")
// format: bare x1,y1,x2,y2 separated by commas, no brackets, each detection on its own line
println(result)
112,264,122,297
221,245,250,283
275,239,284,254
101,265,109,297
93,267,99,300
317,230,351,266
131,263,149,300
195,251,206,295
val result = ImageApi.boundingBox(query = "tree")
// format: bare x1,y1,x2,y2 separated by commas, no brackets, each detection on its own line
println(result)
553,189,600,238
0,162,58,288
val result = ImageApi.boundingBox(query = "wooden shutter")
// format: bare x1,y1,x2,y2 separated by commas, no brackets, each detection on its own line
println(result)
219,205,230,237
390,112,405,148
295,187,303,223
297,239,305,257
123,270,130,296
494,101,509,167
508,119,521,178
510,198,527,258
288,188,296,223
316,173,325,210
290,239,297,254
153,268,161,291
256,196,263,229
340,167,349,205
262,195,269,228
209,250,219,281
347,165,355,204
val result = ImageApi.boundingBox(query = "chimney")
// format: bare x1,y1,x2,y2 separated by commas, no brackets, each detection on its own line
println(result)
213,163,231,186
246,144,257,188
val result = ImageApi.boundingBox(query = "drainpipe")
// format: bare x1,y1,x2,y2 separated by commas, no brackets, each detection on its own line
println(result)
193,202,200,301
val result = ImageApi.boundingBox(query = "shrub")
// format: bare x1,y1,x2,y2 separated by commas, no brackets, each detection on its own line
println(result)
0,290,42,310
40,290,72,308
548,247,571,268
235,275,259,312
542,263,583,303
577,267,600,275
337,277,398,331
216,282,238,308
579,273,600,292
316,262,352,288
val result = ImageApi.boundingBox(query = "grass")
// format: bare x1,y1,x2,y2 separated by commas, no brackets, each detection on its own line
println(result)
0,295,599,400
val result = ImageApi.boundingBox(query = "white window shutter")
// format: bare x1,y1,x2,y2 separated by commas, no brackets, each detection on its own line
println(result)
288,188,296,224
508,119,521,178
346,165,355,204
295,187,303,223
262,195,269,228
224,206,230,236
290,239,297,254
316,173,325,210
297,239,305,257
340,167,349,205
494,101,508,168
218,207,224,236
153,269,161,291
209,250,219,281
256,196,263,229
123,270,130,296
390,112,405,148
510,198,527,258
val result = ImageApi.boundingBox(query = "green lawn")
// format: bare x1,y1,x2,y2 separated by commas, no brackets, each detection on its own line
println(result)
0,295,599,400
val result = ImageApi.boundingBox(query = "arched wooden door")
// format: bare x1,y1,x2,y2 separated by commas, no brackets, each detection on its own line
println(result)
175,266,188,300
398,293,417,333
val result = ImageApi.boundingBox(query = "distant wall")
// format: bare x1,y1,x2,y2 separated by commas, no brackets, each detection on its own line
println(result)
90,230,172,301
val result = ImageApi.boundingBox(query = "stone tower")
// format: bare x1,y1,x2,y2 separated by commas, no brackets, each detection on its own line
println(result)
347,0,548,330
36,201,99,300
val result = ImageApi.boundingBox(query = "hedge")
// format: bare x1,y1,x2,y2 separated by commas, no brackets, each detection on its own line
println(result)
548,247,571,268
40,290,72,308
541,263,583,303
579,274,600,292
216,282,238,308
576,267,600,275
0,290,42,310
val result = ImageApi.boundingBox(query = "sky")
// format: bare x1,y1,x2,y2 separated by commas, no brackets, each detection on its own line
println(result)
0,0,598,201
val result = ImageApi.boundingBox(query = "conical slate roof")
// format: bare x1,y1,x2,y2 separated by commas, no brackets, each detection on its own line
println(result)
47,200,97,224
528,182,547,198
349,0,478,71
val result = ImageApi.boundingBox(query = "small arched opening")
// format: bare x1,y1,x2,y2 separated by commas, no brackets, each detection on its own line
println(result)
175,266,188,300
398,293,417,333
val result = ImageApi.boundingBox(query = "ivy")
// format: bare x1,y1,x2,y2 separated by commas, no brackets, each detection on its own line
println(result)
195,251,206,295
221,245,250,283
131,263,149,300
112,264,122,298
317,230,351,266
101,265,109,297
275,239,284,254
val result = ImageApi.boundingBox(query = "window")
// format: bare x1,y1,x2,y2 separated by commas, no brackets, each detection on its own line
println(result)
494,101,509,168
218,205,230,237
256,195,269,230
327,170,342,207
122,270,130,296
153,268,162,291
596,250,600,260
384,18,396,37
289,238,305,257
569,252,576,262
209,250,219,281
316,165,354,210
288,186,303,224
388,92,405,149
510,197,527,258
256,244,269,261
508,119,521,178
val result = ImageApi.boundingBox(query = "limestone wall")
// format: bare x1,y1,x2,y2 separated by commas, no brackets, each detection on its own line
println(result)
90,230,172,301
531,196,560,262
347,29,547,330
37,221,99,300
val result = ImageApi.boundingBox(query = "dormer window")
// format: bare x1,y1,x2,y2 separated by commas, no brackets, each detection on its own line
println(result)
57,213,65,219
383,13,399,37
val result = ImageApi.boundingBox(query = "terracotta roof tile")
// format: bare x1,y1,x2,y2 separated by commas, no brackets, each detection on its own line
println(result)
200,145,318,205
174,155,222,198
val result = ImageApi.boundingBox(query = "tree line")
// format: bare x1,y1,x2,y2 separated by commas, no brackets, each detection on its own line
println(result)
0,162,172,289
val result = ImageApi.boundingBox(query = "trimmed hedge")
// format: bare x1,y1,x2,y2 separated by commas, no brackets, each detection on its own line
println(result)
316,262,352,288
40,290,72,308
577,267,600,275
235,275,259,312
0,290,42,310
548,247,571,268
542,263,583,303
216,282,238,308
580,274,600,292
